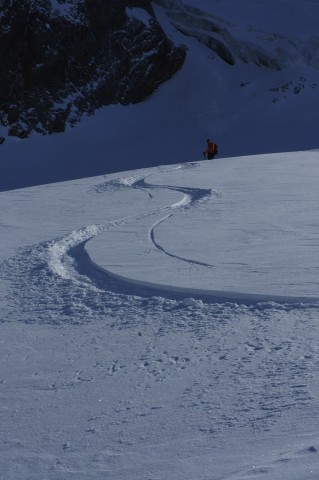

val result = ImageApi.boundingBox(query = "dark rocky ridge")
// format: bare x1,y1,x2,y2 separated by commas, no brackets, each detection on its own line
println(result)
0,0,186,138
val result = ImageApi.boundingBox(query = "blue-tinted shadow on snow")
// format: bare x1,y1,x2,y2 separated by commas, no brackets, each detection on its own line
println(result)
74,240,319,308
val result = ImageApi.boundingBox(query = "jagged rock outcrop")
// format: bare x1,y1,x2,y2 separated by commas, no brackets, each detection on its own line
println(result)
0,0,186,138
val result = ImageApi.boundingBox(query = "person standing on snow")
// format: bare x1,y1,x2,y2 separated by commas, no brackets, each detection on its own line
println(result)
203,139,218,159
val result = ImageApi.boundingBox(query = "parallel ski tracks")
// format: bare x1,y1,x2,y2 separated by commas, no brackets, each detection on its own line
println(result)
3,164,319,328
2,165,221,324
2,164,319,447
88,168,218,272
47,169,218,293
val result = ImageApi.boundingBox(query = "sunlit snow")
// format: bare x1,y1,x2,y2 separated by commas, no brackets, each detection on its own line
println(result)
1,0,319,479
2,151,319,479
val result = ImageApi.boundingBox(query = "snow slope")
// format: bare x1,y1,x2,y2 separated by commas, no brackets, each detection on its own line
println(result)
2,151,319,479
1,0,319,191
1,1,319,477
86,151,319,302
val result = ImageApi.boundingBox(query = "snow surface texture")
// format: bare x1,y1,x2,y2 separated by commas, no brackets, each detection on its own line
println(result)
87,152,319,302
2,152,319,479
1,0,319,191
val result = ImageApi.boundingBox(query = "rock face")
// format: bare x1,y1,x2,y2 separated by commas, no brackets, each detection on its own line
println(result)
0,0,186,138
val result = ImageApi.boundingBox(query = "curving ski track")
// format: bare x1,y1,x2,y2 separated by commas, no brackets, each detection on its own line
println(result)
3,165,319,329
149,214,216,268
3,235,319,436
90,170,219,269
3,164,319,439
85,168,319,305
2,166,221,324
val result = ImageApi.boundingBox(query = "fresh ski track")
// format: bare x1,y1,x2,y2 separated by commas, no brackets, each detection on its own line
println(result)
3,163,319,331
87,168,319,305
3,164,319,478
148,213,215,268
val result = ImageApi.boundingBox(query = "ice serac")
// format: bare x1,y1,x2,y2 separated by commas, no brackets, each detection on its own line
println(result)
154,0,281,68
0,0,186,138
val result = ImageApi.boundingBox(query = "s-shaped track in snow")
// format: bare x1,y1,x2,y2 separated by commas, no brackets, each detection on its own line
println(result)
2,165,224,325
3,164,319,470
2,163,319,327
90,165,218,270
